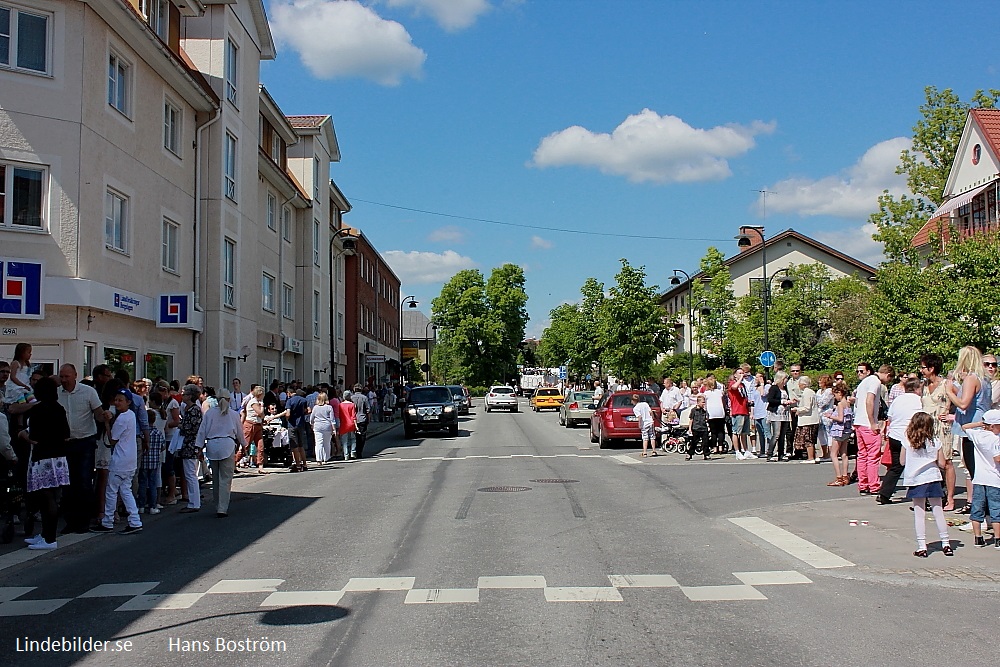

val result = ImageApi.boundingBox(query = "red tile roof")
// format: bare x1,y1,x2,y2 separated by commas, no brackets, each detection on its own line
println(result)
971,108,1000,162
911,217,951,249
286,115,328,129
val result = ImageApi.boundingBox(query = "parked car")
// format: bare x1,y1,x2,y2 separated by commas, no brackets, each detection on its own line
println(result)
589,391,661,448
403,385,460,438
558,391,595,428
530,387,564,412
484,386,518,412
446,385,470,414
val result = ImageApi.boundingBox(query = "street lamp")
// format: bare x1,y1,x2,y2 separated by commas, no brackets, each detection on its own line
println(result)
669,269,695,384
329,228,357,386
735,225,769,352
424,321,437,383
399,296,418,383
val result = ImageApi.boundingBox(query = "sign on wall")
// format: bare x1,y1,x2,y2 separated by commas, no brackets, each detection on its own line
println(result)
157,293,192,327
0,258,44,319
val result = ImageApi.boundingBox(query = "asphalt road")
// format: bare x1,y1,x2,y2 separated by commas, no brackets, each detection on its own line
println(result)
1,400,997,667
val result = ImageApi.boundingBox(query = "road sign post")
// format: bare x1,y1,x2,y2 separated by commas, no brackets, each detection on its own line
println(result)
759,350,776,368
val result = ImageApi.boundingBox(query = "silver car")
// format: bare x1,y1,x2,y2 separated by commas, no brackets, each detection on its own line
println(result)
484,386,518,412
558,391,595,428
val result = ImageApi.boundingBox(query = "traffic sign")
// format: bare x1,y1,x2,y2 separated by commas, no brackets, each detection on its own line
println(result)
559,365,567,380
759,350,776,368
586,374,592,380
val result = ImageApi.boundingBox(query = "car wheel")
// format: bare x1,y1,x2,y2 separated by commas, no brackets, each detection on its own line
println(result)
449,424,458,437
598,425,610,449
511,406,518,413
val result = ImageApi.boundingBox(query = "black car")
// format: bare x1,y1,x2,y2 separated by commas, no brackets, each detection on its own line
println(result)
403,385,460,438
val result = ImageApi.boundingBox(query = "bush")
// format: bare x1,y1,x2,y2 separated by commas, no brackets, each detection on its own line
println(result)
468,386,488,397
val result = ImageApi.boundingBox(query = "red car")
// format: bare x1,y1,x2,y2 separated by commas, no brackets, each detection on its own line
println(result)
589,391,662,449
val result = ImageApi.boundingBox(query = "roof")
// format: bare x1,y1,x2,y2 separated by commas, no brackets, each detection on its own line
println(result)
911,216,951,250
659,228,878,301
287,115,329,129
970,108,1000,162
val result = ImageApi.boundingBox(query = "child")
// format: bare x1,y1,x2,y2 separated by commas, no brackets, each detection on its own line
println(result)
902,412,952,557
91,389,142,534
687,395,710,461
138,409,164,515
824,382,854,486
959,409,1000,548
4,343,36,406
632,393,656,458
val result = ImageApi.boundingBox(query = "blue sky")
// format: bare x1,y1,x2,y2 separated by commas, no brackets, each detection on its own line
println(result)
262,0,999,336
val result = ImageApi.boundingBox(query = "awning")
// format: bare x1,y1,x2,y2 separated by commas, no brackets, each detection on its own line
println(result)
930,180,996,219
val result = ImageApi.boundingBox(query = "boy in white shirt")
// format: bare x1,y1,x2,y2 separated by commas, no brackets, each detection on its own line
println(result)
91,389,143,534
960,409,1000,548
632,393,656,458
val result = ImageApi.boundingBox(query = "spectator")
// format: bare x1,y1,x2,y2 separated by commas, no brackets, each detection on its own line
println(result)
921,353,957,510
766,372,794,461
20,377,70,549
177,384,204,513
56,364,105,533
824,382,854,486
878,377,924,504
240,385,267,474
793,376,821,463
91,388,142,534
310,392,337,464
686,395,710,461
854,363,890,495
195,389,245,518
945,346,992,514
338,391,359,461
702,375,726,456
727,369,751,459
903,412,952,557
138,409,164,514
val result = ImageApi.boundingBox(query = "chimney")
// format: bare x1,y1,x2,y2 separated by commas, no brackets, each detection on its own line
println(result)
739,234,764,253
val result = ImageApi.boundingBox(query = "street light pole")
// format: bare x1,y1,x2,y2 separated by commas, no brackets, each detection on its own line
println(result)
424,321,437,383
670,269,694,384
329,228,356,387
737,226,768,352
399,296,418,384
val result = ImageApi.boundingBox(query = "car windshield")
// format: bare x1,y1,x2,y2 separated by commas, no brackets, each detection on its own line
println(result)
492,387,514,394
610,394,658,409
536,389,560,396
410,387,453,404
447,385,463,397
572,392,595,401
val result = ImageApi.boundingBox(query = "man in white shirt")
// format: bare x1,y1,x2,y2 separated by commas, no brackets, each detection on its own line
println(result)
659,377,682,415
57,364,105,533
632,393,656,457
854,362,890,495
92,389,142,534
231,378,246,414
960,409,1000,547
878,377,923,505
702,375,727,455
593,381,604,402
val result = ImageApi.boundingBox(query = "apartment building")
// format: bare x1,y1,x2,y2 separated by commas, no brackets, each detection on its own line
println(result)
344,230,401,388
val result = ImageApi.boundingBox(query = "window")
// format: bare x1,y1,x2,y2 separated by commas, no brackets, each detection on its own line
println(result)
224,132,237,201
0,162,44,229
103,347,136,381
83,344,95,378
140,0,167,41
313,291,320,338
163,101,181,155
337,256,342,282
281,368,293,383
312,157,319,197
313,220,320,266
225,38,238,106
282,283,293,319
281,206,290,241
261,365,275,388
223,239,235,307
270,132,280,163
261,272,275,312
0,5,49,74
104,189,127,253
144,351,173,381
337,312,344,340
161,218,178,272
267,192,276,230
108,52,130,116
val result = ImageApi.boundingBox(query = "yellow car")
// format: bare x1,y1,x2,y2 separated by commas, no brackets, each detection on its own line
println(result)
530,387,564,412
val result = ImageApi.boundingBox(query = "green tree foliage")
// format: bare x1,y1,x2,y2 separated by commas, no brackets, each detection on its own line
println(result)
596,259,670,382
537,303,582,371
690,247,735,355
486,263,530,382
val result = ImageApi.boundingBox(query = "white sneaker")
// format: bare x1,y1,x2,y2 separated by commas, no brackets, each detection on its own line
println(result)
149,508,161,515
744,452,757,459
957,522,974,532
138,507,146,514
735,451,745,460
813,458,822,464
23,534,43,545
28,540,57,550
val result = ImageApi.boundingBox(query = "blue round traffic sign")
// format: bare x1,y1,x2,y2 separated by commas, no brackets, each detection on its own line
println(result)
759,350,776,368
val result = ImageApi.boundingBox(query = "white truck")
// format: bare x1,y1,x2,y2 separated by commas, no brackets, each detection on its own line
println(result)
519,373,544,396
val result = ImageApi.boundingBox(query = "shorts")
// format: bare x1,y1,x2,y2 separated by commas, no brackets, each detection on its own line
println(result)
640,424,655,441
970,484,1000,523
730,415,749,435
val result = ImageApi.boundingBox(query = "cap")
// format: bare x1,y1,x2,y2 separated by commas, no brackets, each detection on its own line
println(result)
116,388,132,401
983,410,1000,425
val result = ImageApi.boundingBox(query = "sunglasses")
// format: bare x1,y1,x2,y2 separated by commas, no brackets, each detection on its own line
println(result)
986,362,998,367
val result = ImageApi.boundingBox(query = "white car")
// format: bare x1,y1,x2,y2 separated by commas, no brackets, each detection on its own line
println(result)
484,386,518,412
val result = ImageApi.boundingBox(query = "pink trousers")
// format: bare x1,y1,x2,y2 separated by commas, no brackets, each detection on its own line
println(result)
855,426,882,492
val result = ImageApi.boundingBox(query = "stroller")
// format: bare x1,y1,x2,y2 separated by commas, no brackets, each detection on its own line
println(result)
262,420,292,468
657,408,690,454
0,458,24,544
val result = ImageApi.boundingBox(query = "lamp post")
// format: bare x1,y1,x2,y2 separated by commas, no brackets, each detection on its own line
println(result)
399,296,418,382
735,225,768,351
329,228,356,387
424,321,437,383
669,269,695,384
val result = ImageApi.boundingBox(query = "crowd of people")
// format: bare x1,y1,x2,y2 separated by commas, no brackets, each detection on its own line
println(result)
0,341,409,551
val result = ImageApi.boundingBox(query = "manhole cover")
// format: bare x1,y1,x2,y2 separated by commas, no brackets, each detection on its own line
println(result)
478,486,532,493
529,479,580,484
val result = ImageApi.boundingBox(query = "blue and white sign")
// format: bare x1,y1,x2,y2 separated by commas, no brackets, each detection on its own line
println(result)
586,374,592,380
0,258,44,319
158,293,191,328
559,365,567,380
759,350,776,368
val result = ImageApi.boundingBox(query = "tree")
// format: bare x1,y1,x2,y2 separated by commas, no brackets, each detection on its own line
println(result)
690,247,734,356
576,277,607,373
596,259,670,382
486,263,530,383
537,303,582,371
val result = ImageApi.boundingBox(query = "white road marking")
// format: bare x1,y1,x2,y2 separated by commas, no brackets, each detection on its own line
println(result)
611,454,641,465
80,582,159,598
488,456,513,459
681,585,768,602
0,587,37,602
205,579,285,594
0,532,95,573
0,598,73,616
608,574,679,588
342,577,416,591
405,588,480,604
734,571,813,586
260,591,345,607
116,593,205,611
728,517,855,569
544,587,624,602
478,575,547,589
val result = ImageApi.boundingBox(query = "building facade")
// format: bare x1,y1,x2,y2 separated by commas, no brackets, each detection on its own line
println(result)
344,229,401,388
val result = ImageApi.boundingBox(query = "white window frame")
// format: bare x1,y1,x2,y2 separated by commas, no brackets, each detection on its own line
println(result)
0,4,50,75
108,50,131,117
337,312,344,340
140,0,168,41
270,132,280,163
313,290,321,339
261,272,275,312
223,238,236,308
0,160,46,230
163,99,181,156
281,205,291,242
224,132,237,201
282,283,293,319
312,157,319,198
313,219,320,266
261,364,275,389
104,189,128,254
224,37,239,107
161,217,179,273
267,191,277,231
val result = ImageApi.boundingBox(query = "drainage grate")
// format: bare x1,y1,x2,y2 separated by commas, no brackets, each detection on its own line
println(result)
478,486,532,493
529,479,579,484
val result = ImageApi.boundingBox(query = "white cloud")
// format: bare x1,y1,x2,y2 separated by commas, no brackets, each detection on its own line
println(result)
427,225,467,243
270,0,426,85
813,222,886,267
383,249,476,284
760,137,911,219
530,235,553,250
384,0,491,31
530,109,775,183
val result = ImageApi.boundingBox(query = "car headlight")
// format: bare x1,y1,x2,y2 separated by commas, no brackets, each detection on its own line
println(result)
407,407,417,415
443,405,454,413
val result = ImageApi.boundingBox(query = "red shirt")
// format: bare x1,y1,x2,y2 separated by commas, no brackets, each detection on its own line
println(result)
727,380,750,416
337,400,357,435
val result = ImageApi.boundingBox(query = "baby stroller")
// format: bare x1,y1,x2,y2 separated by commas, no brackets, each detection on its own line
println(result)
262,420,292,468
657,408,690,454
0,458,24,544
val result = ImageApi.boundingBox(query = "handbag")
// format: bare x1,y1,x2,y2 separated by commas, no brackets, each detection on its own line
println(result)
168,429,184,455
880,442,893,466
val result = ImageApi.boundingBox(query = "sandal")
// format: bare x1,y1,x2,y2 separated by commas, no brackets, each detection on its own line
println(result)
942,545,954,556
826,479,842,487
913,549,928,558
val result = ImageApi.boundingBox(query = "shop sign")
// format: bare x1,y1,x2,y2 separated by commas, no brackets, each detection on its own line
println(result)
157,293,192,328
0,258,44,319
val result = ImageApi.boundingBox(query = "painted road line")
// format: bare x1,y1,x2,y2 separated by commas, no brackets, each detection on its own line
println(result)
342,577,416,592
728,517,855,569
611,454,641,465
478,575,547,589
733,571,813,586
608,574,679,588
0,532,94,574
261,591,345,607
0,598,73,616
205,579,285,594
544,587,623,602
80,582,159,598
115,593,206,611
405,588,480,604
681,585,768,602
0,587,38,602
488,456,513,459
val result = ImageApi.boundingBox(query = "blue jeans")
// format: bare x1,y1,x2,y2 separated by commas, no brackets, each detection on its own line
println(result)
137,467,160,509
754,418,770,453
971,484,1000,523
341,431,357,459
